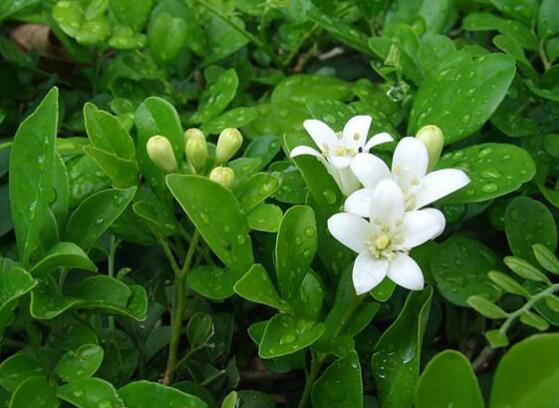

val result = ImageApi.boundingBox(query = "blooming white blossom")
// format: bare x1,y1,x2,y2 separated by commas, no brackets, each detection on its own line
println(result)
344,136,470,217
290,115,393,195
328,179,445,294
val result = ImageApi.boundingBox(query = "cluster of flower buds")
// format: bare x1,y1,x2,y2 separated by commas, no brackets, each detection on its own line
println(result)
145,126,244,189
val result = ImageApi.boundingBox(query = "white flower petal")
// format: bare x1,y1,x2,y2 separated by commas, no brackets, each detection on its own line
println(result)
342,115,372,149
353,252,389,295
364,132,394,151
387,253,424,290
350,153,392,189
327,213,372,253
303,119,337,150
392,137,429,190
329,154,352,169
290,145,322,159
414,169,471,209
337,166,361,195
369,179,405,224
400,208,446,249
344,188,374,218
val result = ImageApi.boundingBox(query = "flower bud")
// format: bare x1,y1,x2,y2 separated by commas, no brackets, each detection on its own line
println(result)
416,125,444,170
146,135,177,173
185,138,208,173
184,128,206,145
215,128,243,164
209,166,235,188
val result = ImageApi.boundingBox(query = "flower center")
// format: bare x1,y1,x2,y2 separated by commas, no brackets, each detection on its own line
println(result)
375,234,390,250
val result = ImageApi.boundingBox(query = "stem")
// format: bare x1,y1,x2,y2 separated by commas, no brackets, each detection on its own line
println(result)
472,345,496,373
107,237,119,336
162,230,201,385
500,283,559,335
298,353,320,408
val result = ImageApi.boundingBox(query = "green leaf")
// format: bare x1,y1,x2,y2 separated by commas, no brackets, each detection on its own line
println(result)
463,12,538,50
237,390,275,408
272,75,353,106
431,236,501,307
538,0,559,38
65,187,136,251
467,296,508,319
485,329,509,348
204,16,248,63
408,53,515,144
520,310,549,331
504,256,549,282
312,351,362,408
0,353,44,392
371,287,433,408
234,264,285,311
10,376,58,408
221,391,237,408
57,378,124,408
436,143,535,204
269,161,307,204
488,271,530,297
147,1,190,62
109,0,153,31
30,278,81,320
186,266,235,300
533,244,559,275
84,103,135,160
491,333,559,408
275,206,317,303
30,242,97,277
0,261,36,307
119,380,208,408
259,314,324,359
84,146,138,188
236,173,280,213
416,350,483,408
55,344,104,383
51,153,70,230
190,69,239,124
53,1,84,37
166,175,253,278
505,197,558,265
201,107,257,135
9,87,58,265
186,313,214,348
247,204,283,233
243,135,281,169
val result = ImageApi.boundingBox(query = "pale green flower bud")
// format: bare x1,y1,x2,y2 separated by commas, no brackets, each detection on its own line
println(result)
416,125,444,170
186,138,208,173
209,166,235,188
146,135,177,173
215,128,243,164
184,128,206,145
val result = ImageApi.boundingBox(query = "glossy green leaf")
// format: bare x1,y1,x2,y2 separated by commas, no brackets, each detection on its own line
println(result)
533,243,559,275
520,310,549,331
201,107,257,135
269,161,307,205
65,187,136,251
0,262,36,311
0,353,44,392
148,2,189,62
53,1,84,37
272,75,352,105
55,344,104,383
416,350,483,408
504,256,549,282
9,87,58,265
463,12,538,50
237,390,276,408
247,204,283,232
30,278,81,320
109,0,153,31
221,391,237,408
488,271,530,297
204,15,248,63
166,174,253,278
51,153,70,230
538,0,559,38
119,381,208,408
312,351,362,408
275,206,317,303
491,333,559,408
436,143,535,204
84,103,135,160
467,296,508,319
431,236,500,307
186,266,235,300
83,146,138,188
191,69,239,124
408,53,515,144
505,197,558,265
57,378,124,408
243,135,281,169
259,314,324,359
371,287,433,408
10,376,58,408
30,242,97,277
234,264,285,311
236,173,280,212
186,313,214,348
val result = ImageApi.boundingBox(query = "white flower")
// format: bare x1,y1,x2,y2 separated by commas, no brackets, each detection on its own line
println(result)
290,115,393,195
345,136,470,217
328,179,445,294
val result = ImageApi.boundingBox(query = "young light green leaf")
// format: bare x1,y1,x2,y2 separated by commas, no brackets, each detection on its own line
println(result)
65,187,136,251
312,351,362,408
416,350,484,408
485,329,509,348
467,296,508,319
9,87,58,265
247,204,283,233
533,243,559,275
236,173,280,212
371,288,433,408
488,271,530,297
84,146,138,188
221,391,237,408
520,310,549,331
504,256,549,282
57,377,125,408
55,344,104,383
109,0,153,31
408,53,515,144
436,143,535,204
30,242,97,277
